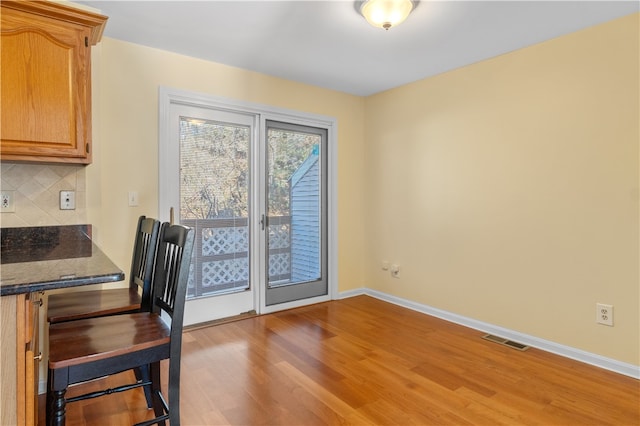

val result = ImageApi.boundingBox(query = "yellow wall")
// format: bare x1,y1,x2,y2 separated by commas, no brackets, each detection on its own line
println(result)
363,14,639,364
86,38,366,293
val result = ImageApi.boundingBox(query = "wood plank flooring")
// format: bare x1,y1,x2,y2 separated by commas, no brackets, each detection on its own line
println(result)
40,295,640,425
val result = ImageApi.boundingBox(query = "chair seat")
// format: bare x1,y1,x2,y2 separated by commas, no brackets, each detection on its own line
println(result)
48,313,170,369
47,287,141,323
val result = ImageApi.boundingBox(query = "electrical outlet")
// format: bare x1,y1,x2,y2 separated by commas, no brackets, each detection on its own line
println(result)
1,190,15,212
390,264,400,278
596,303,614,326
60,190,76,210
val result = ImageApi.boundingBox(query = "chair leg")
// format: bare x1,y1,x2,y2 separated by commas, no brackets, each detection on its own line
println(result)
134,364,154,408
46,369,52,426
46,368,60,426
47,366,70,426
168,357,181,426
48,388,67,426
150,361,166,426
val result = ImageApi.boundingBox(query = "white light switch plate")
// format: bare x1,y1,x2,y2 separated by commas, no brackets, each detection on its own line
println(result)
128,191,139,207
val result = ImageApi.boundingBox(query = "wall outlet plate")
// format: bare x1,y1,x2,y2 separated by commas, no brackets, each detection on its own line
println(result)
390,264,400,278
60,190,76,210
596,303,614,326
1,190,15,212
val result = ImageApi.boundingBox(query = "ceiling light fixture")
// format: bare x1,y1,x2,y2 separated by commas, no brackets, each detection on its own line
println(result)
357,0,417,31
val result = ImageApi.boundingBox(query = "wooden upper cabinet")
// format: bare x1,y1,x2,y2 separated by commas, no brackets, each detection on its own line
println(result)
0,1,107,164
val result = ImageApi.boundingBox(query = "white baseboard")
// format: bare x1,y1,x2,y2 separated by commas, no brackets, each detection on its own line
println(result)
338,288,640,380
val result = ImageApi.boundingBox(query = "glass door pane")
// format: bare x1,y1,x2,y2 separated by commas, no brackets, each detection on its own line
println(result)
265,121,327,306
180,117,250,299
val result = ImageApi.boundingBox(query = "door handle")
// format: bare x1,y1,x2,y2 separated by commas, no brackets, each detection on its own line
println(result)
260,214,267,231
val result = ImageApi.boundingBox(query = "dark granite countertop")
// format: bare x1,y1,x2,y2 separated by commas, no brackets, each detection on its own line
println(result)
0,225,125,296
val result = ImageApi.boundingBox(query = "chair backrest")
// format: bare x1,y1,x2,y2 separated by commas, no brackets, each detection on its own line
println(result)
130,216,161,312
151,222,194,337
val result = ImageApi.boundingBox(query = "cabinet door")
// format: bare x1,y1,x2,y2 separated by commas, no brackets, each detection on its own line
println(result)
1,292,41,426
25,293,41,426
1,295,19,426
1,8,92,163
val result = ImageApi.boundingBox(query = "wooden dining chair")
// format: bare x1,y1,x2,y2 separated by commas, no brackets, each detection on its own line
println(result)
46,222,195,426
47,216,160,323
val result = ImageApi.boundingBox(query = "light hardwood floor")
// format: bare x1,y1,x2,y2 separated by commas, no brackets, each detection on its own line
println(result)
41,295,639,425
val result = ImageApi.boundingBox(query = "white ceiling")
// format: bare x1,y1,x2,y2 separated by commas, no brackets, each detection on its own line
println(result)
77,1,639,96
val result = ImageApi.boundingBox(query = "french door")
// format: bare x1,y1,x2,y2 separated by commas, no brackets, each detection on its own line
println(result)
265,121,328,306
160,89,334,325
167,104,257,325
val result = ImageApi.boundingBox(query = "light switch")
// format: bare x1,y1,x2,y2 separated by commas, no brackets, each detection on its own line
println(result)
128,191,139,207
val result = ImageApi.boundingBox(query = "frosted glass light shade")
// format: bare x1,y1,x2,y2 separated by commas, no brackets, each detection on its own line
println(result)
360,0,415,30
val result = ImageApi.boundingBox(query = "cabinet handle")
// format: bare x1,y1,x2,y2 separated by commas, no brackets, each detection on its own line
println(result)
34,299,43,307
34,352,43,362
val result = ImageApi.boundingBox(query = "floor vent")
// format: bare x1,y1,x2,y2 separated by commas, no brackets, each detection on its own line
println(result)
482,334,530,351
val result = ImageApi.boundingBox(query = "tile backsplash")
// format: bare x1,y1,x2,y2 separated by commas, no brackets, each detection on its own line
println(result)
0,163,86,227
